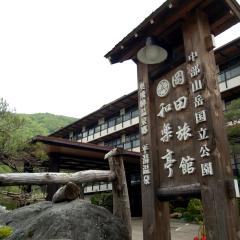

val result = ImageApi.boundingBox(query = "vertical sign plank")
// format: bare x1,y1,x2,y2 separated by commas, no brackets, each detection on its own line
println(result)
137,63,171,240
182,10,240,240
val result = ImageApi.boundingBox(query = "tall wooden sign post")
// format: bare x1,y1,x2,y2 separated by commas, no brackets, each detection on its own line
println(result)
137,11,240,239
105,1,240,239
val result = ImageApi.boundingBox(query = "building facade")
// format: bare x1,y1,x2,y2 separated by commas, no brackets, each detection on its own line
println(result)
51,37,240,176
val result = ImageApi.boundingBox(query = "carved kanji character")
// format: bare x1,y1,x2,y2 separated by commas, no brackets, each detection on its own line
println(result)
190,64,201,78
139,82,145,91
160,123,173,142
143,175,150,185
162,149,176,178
201,162,214,176
188,51,198,62
172,70,185,87
157,103,172,118
200,145,210,158
192,79,203,92
179,156,195,175
176,123,192,141
173,96,188,111
198,127,209,141
142,144,149,153
141,125,148,135
195,110,207,124
194,95,204,108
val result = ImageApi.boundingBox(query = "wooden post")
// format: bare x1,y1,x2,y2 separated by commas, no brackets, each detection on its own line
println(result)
182,11,240,240
46,156,60,201
137,63,171,240
78,184,85,199
105,148,132,240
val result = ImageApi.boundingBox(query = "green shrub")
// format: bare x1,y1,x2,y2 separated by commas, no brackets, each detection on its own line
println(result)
90,192,113,212
173,198,203,223
183,198,203,223
0,199,17,210
0,226,13,239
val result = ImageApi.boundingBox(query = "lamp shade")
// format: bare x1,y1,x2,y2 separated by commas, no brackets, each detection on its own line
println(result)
137,37,168,64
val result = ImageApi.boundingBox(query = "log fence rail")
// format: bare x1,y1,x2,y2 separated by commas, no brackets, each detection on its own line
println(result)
0,148,132,240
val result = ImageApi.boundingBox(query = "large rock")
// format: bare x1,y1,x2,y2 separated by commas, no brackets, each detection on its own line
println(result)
0,200,129,240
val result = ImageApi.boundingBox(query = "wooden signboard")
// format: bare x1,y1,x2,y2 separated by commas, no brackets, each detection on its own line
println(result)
137,11,240,240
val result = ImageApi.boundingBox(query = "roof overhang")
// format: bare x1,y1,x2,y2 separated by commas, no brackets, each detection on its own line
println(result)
50,90,138,138
32,136,140,171
50,37,240,139
105,0,240,64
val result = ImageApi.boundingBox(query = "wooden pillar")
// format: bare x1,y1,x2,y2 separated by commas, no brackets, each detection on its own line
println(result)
105,148,132,240
46,155,60,201
137,63,170,240
125,170,133,215
182,11,240,240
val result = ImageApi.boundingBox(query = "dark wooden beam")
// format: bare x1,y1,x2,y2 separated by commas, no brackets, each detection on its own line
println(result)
157,184,201,201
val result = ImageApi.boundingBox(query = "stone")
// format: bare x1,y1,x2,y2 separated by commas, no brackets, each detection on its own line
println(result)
0,200,129,240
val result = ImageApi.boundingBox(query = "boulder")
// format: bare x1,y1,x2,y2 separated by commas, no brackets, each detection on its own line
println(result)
0,200,129,240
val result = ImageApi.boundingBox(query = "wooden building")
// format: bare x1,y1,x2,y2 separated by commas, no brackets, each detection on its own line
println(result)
49,36,240,170
32,36,240,217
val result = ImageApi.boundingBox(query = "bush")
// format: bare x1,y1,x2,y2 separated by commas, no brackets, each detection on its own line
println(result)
90,192,113,212
173,198,203,223
183,198,203,223
0,226,13,239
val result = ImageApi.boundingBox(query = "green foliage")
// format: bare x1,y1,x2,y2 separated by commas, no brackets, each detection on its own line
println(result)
173,198,203,223
18,113,76,138
0,226,13,239
0,97,76,171
0,198,17,210
0,98,25,168
224,98,240,141
0,165,12,173
90,192,113,212
224,99,240,122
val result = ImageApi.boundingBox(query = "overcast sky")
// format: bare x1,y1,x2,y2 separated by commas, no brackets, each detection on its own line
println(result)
0,0,239,118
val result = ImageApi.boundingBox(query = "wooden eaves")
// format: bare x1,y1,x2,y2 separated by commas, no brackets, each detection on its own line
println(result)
32,135,140,171
105,0,240,64
51,36,240,139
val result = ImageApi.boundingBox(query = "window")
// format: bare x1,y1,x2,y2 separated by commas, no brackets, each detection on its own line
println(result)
101,123,108,131
218,72,225,83
218,61,240,82
123,112,131,121
77,132,82,140
131,108,139,118
132,139,140,148
108,118,116,128
88,128,94,135
116,116,123,125
125,135,131,143
105,138,122,147
116,138,122,145
82,131,88,138
117,143,124,148
95,125,101,133
124,142,132,150
130,133,139,141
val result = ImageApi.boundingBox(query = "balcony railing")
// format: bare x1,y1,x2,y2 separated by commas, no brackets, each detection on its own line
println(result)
79,116,139,143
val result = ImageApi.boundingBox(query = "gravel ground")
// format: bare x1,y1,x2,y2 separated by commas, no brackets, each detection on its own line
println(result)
132,218,199,240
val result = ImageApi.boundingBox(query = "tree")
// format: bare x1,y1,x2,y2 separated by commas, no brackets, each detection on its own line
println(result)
224,98,240,143
0,98,47,172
